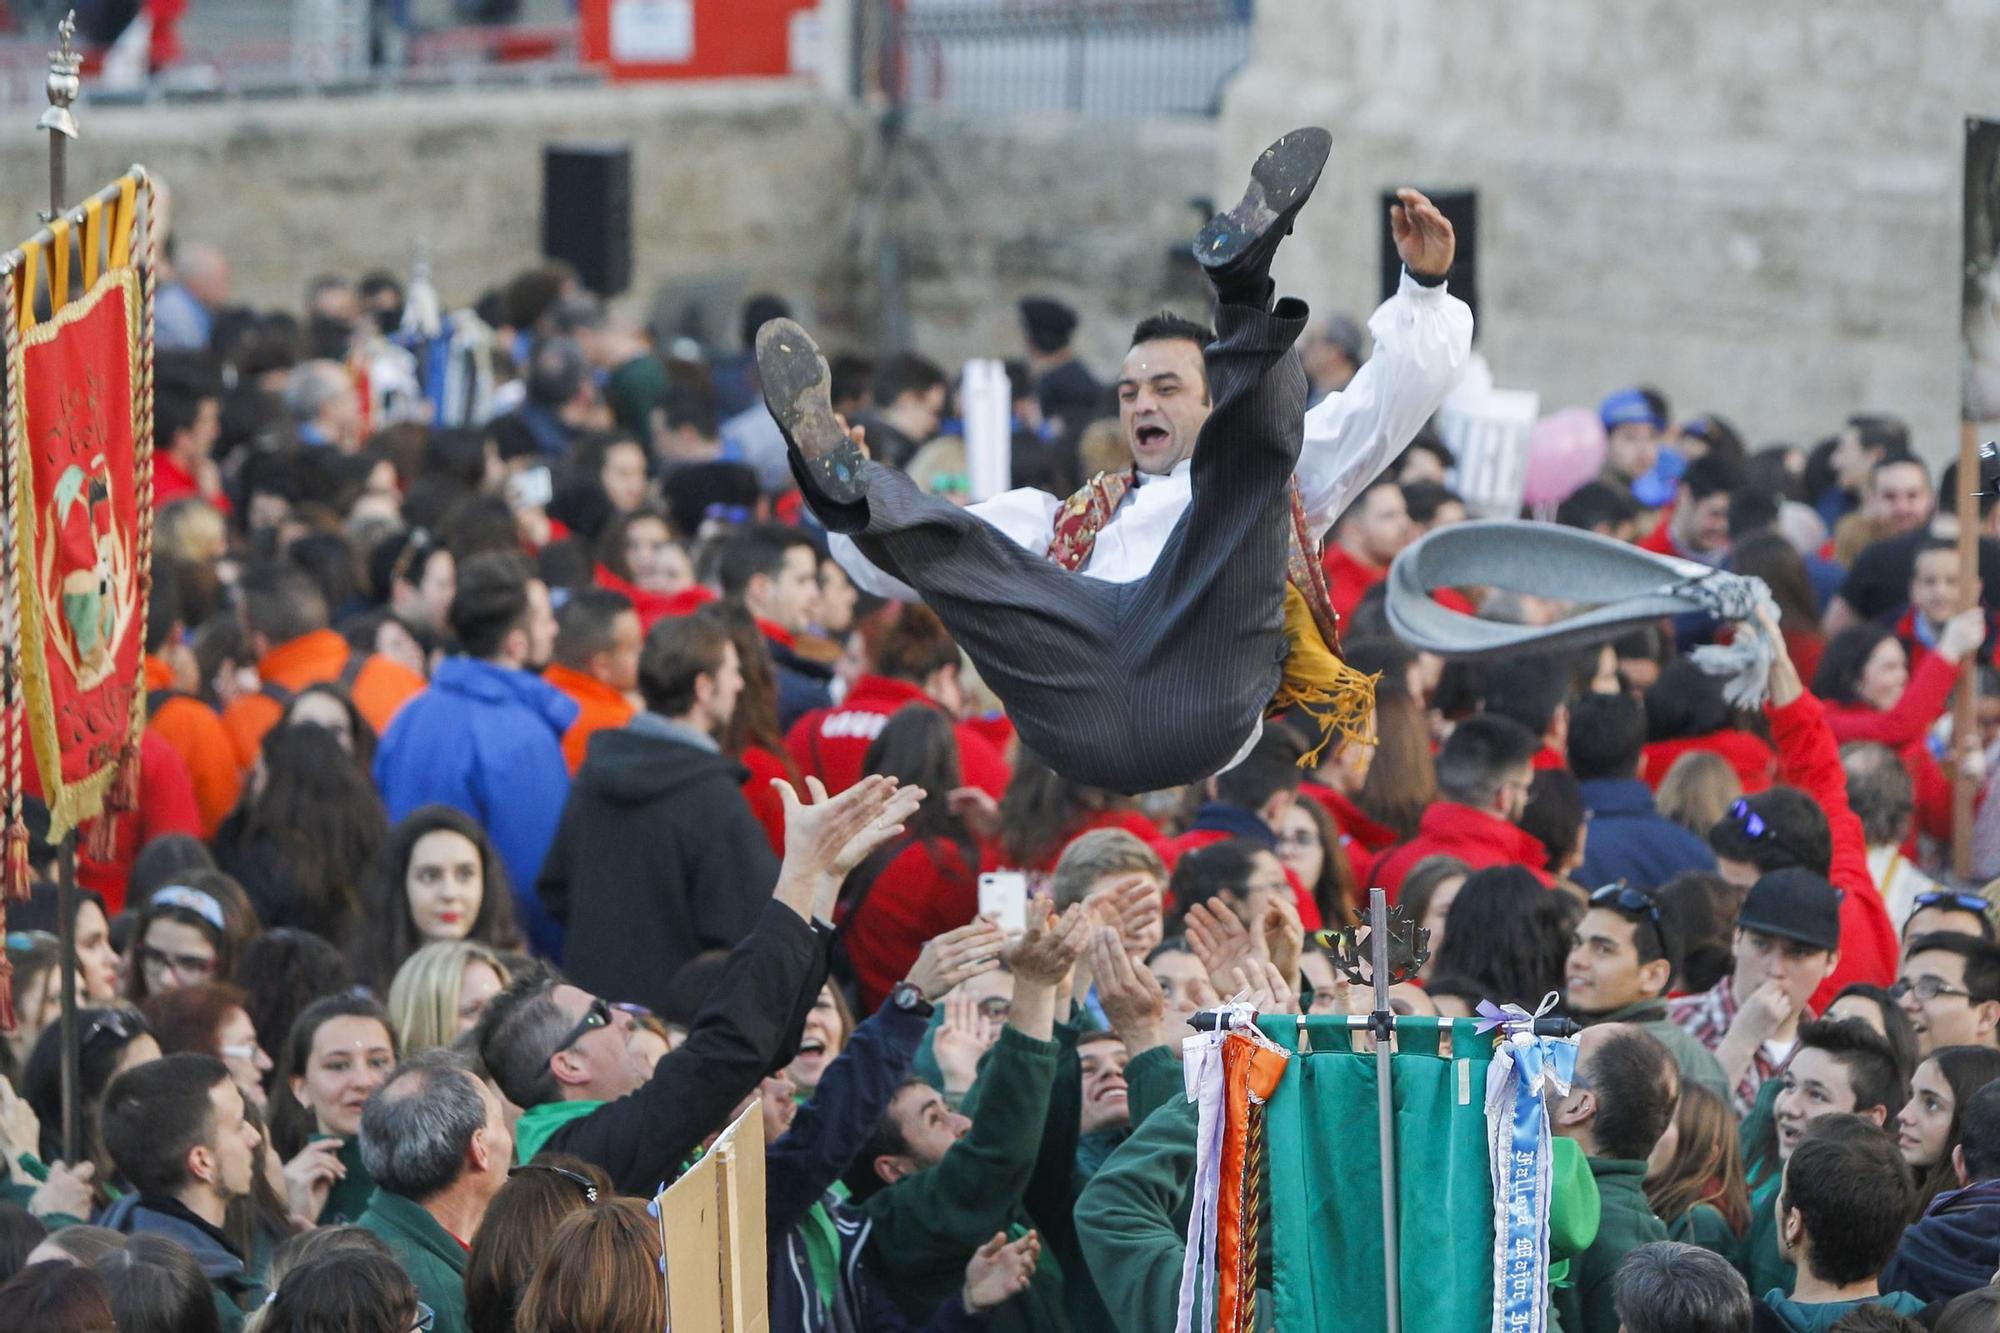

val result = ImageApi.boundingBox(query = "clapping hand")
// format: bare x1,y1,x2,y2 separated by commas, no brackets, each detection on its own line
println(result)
963,1230,1041,1313
1002,894,1091,986
933,987,1003,1097
773,775,926,918
1184,899,1264,995
1089,926,1165,1052
904,920,1008,1004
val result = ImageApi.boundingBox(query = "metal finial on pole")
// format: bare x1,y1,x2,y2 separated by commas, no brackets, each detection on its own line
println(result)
38,11,81,223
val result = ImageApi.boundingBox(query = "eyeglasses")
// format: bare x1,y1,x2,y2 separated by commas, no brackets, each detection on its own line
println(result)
553,997,612,1056
1727,799,1817,870
1589,881,1662,927
1890,976,1975,1003
139,944,218,981
1913,891,1992,918
509,1162,601,1203
219,1042,262,1063
411,1302,436,1332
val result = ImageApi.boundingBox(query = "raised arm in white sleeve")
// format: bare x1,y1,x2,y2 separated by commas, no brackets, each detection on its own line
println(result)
826,485,1067,603
1293,270,1475,541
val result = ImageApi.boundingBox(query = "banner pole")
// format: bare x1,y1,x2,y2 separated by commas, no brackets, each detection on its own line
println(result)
1955,422,1980,882
37,13,80,226
1369,886,1401,1333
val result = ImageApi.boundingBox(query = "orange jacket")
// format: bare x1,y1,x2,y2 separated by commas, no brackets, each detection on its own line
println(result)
543,663,637,774
222,628,426,770
144,655,242,837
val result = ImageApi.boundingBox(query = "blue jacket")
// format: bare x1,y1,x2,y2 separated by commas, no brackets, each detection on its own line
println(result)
1880,1179,2000,1305
374,657,578,956
1574,777,1716,892
102,1192,262,1328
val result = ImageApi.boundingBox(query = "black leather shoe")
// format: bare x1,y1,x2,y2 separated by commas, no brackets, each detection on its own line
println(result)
756,318,869,507
1193,127,1333,307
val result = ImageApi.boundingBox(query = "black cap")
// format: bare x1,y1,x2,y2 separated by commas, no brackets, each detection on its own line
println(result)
1738,867,1843,953
1018,296,1078,354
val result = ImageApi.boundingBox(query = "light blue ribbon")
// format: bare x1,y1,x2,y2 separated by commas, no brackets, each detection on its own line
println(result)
1481,995,1578,1333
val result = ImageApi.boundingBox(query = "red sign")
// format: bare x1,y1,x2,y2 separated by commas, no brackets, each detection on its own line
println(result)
579,0,822,82
8,269,146,841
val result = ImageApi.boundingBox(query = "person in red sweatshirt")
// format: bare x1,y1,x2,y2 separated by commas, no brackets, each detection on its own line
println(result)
1639,656,1779,793
1151,726,1322,930
1636,454,1739,565
1698,610,1898,1016
1321,476,1413,624
1368,713,1553,901
152,352,230,514
785,604,1011,801
1815,612,1984,849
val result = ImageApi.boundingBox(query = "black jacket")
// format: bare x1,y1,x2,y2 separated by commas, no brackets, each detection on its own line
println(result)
541,724,779,1013
769,635,835,733
543,898,827,1197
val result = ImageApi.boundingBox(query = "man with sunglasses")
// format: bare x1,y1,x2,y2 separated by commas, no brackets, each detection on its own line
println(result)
1895,932,2000,1058
1564,882,1729,1103
1903,892,1997,949
478,773,920,1197
1669,867,1845,1118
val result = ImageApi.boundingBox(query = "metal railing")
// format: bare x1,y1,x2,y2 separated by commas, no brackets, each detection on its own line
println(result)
889,0,1252,117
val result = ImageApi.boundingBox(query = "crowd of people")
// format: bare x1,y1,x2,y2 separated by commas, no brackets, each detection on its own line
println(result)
5,205,2000,1333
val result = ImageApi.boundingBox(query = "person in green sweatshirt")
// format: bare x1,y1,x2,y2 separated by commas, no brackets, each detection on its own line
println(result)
841,893,1093,1333
1551,1022,1678,1333
355,1048,513,1333
1740,1016,1906,1303
1756,1113,1926,1330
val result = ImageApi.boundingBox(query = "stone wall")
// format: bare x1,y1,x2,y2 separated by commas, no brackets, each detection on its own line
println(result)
1217,0,2000,460
0,80,1217,380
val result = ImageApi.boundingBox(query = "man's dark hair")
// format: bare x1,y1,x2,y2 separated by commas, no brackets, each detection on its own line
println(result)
1782,1114,1914,1287
100,1053,230,1197
1840,742,1915,847
553,588,634,671
448,551,532,661
146,559,183,656
1211,726,1306,812
1400,480,1461,526
1870,451,1928,486
1129,312,1215,351
472,960,573,1110
525,338,586,409
717,523,818,601
637,605,732,719
739,292,791,350
1849,413,1910,458
841,1076,928,1203
1610,1241,1751,1333
1796,1017,1905,1119
1167,839,1267,926
1520,768,1585,871
1680,454,1744,503
1707,785,1832,877
1434,714,1541,808
1589,885,1682,984
154,351,221,450
359,1049,487,1202
238,561,330,643
1957,1079,2000,1181
1726,487,1782,540
870,352,947,409
1555,480,1639,535
1904,932,2000,1005
1479,653,1571,739
1584,1027,1676,1161
1567,692,1647,781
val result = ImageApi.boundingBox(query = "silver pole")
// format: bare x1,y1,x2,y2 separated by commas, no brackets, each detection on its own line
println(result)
1370,886,1400,1333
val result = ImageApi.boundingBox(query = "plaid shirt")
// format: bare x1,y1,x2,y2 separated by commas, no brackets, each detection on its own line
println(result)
1667,976,1808,1118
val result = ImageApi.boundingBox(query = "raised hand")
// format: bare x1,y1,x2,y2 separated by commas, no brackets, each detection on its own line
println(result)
1231,959,1300,1016
1942,607,1987,663
1390,188,1455,279
963,1230,1041,1313
0,1079,39,1164
1003,895,1092,987
1184,899,1263,995
947,786,1003,838
1084,873,1165,956
29,1160,93,1220
905,920,1008,1003
773,775,926,919
934,987,1002,1096
1258,893,1304,990
1090,925,1165,1052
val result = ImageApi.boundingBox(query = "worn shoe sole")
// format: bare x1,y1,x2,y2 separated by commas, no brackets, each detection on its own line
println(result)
1193,126,1333,272
756,318,869,506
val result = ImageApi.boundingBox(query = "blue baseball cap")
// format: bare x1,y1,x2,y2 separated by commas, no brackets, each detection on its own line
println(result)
1600,387,1666,434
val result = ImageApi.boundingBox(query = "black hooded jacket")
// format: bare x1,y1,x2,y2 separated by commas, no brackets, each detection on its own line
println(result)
540,722,780,1012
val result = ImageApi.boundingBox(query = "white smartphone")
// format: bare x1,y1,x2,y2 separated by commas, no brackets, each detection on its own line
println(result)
507,464,554,510
978,871,1030,936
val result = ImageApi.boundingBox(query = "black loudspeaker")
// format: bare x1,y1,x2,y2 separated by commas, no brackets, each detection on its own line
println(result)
543,143,633,299
1380,188,1476,330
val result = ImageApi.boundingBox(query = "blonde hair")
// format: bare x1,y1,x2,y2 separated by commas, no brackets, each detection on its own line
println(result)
1049,829,1165,909
386,941,509,1056
1656,750,1742,840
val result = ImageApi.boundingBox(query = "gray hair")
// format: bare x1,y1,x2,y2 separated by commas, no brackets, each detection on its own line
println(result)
283,359,353,425
1611,1241,1750,1333
472,961,571,1110
359,1048,487,1201
1840,741,1915,848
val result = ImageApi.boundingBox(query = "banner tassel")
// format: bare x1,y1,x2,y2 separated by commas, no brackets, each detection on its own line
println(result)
3,818,28,902
84,811,116,864
109,742,139,813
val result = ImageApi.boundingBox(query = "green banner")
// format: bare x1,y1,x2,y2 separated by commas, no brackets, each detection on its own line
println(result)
1261,1015,1497,1332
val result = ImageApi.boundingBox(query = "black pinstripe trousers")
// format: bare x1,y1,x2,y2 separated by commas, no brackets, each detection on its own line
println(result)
836,299,1309,794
